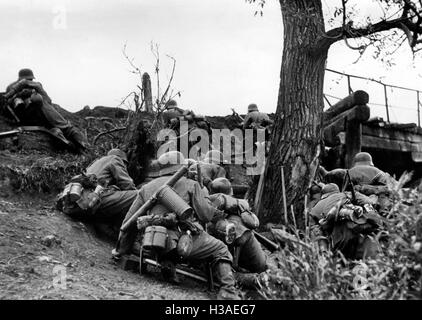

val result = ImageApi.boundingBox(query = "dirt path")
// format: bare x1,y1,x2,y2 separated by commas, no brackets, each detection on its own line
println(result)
0,194,211,300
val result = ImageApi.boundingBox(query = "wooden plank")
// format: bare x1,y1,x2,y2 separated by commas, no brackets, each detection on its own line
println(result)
323,105,370,146
345,120,362,168
324,91,369,122
362,135,422,153
362,124,422,144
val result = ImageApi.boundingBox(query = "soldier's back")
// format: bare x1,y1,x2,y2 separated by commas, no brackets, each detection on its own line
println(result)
349,165,386,185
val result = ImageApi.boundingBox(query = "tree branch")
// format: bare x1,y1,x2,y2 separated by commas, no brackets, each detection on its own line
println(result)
93,127,126,145
318,10,421,51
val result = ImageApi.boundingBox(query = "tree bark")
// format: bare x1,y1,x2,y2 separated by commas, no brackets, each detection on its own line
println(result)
123,111,157,185
258,0,328,227
142,73,153,113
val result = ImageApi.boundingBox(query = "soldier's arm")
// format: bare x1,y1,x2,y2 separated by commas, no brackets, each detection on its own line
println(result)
242,115,252,130
190,182,221,223
110,157,136,190
214,165,227,179
262,114,274,126
26,81,52,104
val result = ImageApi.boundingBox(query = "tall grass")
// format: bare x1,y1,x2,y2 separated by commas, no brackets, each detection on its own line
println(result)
261,173,422,300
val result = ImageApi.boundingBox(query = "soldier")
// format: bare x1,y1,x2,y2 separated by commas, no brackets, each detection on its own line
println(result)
188,150,227,191
57,149,138,231
208,179,266,271
348,152,396,215
206,178,267,291
162,100,185,129
242,103,273,130
113,151,241,300
349,152,389,186
4,68,87,151
310,183,381,259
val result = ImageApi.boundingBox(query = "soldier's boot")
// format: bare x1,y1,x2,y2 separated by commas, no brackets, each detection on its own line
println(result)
50,127,68,142
161,260,180,284
214,262,242,300
62,125,88,151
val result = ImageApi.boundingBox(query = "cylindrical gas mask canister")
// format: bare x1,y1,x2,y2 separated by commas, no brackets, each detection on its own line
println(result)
69,183,83,202
157,185,193,220
60,183,72,201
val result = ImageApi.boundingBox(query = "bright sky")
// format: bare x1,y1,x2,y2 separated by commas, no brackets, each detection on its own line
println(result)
1,0,421,123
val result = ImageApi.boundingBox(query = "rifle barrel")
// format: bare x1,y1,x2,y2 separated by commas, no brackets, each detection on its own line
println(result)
253,230,279,252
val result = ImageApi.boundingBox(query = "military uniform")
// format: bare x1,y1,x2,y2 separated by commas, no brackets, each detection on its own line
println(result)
115,151,240,299
208,193,266,272
348,152,388,186
310,184,381,260
189,162,227,190
5,69,87,150
85,150,138,222
242,104,273,130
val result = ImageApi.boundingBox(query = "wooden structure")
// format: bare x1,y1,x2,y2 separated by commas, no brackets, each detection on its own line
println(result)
323,90,370,168
323,90,422,179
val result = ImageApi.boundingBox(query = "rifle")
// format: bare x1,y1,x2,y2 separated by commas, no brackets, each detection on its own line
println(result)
253,230,280,252
342,169,356,203
0,126,72,147
120,164,189,232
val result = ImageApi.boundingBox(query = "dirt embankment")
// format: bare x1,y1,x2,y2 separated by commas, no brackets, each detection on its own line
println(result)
0,106,259,300
0,105,216,300
0,192,210,300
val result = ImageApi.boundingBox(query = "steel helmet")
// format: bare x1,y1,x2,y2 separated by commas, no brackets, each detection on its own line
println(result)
321,183,340,198
353,152,374,167
209,177,233,195
247,103,258,112
18,68,35,80
165,99,178,109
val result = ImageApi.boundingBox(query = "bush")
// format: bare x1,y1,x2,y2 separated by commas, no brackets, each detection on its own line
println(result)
262,174,422,300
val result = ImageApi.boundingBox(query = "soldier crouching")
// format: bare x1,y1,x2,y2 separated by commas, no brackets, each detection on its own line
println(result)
206,177,268,290
113,151,241,300
310,183,382,260
56,149,138,237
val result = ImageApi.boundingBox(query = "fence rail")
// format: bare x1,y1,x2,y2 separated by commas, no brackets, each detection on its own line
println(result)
324,69,422,126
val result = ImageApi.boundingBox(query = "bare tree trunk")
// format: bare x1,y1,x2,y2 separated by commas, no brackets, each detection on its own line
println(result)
142,73,153,113
258,0,328,227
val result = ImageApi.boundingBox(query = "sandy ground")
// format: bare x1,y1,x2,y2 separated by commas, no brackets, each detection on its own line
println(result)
0,193,212,300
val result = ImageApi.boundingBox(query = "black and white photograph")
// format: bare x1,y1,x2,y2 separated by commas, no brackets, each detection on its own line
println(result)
0,0,422,307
